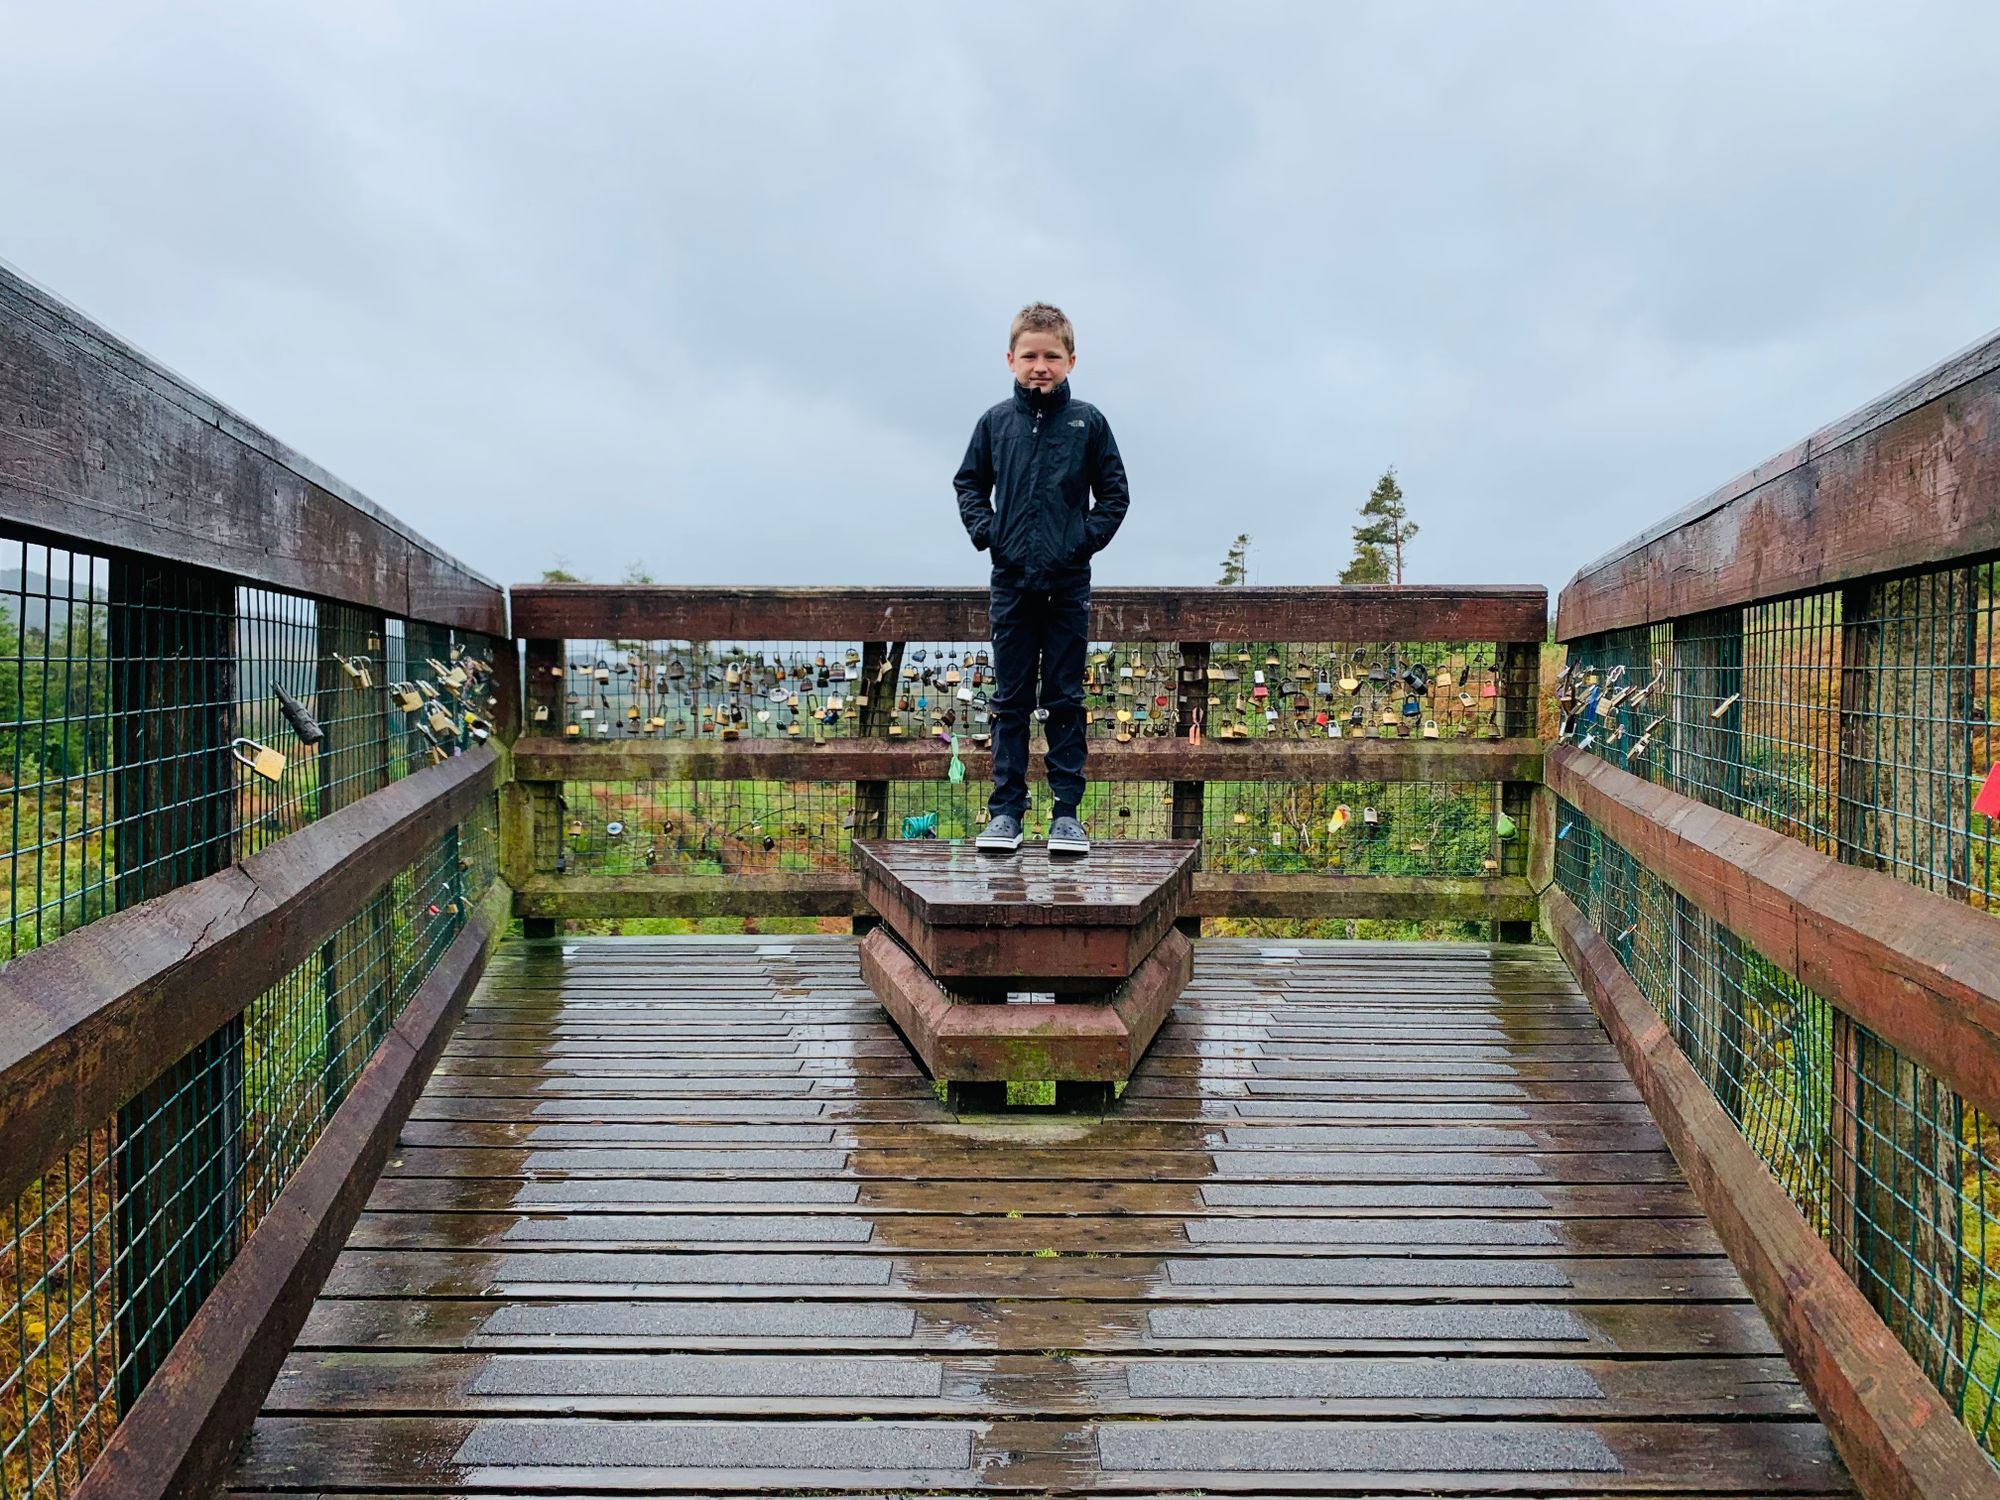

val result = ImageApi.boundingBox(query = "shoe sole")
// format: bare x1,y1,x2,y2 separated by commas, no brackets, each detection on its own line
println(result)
975,833,1024,851
1047,837,1090,856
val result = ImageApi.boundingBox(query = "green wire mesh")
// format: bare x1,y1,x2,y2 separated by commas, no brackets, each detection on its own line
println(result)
1556,797,2000,1452
0,526,504,1498
529,631,1534,939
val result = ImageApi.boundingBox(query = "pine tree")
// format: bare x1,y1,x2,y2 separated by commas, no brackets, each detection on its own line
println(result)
1344,467,1416,585
1217,534,1251,586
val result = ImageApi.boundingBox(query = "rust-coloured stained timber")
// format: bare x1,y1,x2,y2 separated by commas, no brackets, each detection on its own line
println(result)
512,736,1544,786
854,840,1195,986
1547,889,1997,1500
853,840,1197,928
1548,742,2000,1123
860,925,1190,1082
509,871,1535,924
0,748,496,1207
510,583,1548,644
1558,327,2000,638
71,884,503,1500
0,265,505,632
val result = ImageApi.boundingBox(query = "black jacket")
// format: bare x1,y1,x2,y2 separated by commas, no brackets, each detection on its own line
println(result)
954,380,1130,586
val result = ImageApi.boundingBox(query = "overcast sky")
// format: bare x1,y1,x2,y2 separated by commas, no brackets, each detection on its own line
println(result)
5,1,1997,596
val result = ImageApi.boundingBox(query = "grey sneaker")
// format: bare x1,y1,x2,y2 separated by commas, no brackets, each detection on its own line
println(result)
1048,815,1090,855
976,813,1024,851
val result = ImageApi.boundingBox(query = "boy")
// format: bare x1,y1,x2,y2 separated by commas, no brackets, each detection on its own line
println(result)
954,302,1130,856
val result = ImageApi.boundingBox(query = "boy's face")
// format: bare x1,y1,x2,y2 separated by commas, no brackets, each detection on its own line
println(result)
1007,332,1076,392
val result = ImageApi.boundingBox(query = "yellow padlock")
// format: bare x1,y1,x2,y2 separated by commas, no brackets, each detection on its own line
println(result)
231,737,286,783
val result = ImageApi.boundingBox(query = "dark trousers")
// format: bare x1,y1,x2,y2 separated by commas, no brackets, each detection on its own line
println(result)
987,572,1090,820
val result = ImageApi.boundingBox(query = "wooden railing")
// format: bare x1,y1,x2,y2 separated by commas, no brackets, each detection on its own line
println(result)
1551,326,2000,1496
0,263,511,1500
505,583,1550,935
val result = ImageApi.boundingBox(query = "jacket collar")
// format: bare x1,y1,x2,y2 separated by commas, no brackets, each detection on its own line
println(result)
1012,379,1074,417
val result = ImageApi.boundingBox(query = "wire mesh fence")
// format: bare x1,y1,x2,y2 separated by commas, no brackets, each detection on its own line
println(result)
525,632,1534,900
0,807,493,1498
0,522,505,1497
1555,795,2000,1452
1,534,504,965
1559,560,2000,906
533,635,1524,745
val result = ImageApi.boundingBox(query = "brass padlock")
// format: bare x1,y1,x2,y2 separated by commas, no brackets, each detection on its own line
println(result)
391,682,425,713
231,736,286,783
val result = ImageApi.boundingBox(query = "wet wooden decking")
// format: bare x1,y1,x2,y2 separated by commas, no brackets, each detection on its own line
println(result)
227,935,1852,1496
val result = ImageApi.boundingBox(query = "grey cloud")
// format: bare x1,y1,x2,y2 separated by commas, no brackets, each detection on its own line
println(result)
4,0,1997,596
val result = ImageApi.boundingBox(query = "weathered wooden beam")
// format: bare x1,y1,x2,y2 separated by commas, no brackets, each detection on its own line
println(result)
511,870,1536,924
1557,327,2000,638
510,583,1548,644
1547,742,2000,1123
70,881,506,1500
1184,873,1538,922
1547,888,2000,1500
0,264,505,632
512,871,869,919
511,736,1545,785
0,748,497,1208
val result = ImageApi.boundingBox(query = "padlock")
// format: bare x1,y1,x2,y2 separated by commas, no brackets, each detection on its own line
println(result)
1421,718,1440,739
391,681,425,713
274,683,325,745
427,703,458,737
533,704,550,723
231,736,286,782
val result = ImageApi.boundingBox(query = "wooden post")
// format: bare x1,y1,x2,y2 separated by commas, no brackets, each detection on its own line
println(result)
1171,640,1209,940
1495,638,1540,942
109,556,242,1412
509,638,563,939
851,640,906,935
1665,608,1745,1121
315,603,392,1101
1833,574,1966,1385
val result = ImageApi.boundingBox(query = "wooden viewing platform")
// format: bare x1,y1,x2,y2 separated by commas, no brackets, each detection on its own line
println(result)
855,839,1201,1109
223,935,1851,1496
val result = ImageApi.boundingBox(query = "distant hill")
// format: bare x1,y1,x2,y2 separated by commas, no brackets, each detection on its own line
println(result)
0,570,106,637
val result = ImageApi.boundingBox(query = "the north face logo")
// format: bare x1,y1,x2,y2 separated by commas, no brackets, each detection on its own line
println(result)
1069,418,1086,427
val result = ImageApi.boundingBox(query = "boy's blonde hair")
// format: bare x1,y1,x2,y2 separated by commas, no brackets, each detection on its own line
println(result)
1009,301,1075,355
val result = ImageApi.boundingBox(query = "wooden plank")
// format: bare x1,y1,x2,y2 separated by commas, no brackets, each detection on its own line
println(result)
0,748,497,1207
222,933,1851,1499
227,1412,1851,1493
1546,743,2000,1123
1557,328,2000,638
259,1348,1803,1418
510,584,1549,645
0,264,505,631
73,885,502,1500
1184,874,1538,922
1546,888,1995,1500
511,735,1544,785
511,871,1535,924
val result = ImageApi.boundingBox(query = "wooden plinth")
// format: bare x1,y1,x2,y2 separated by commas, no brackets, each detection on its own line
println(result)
853,839,1199,992
854,839,1200,1086
860,924,1191,1083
